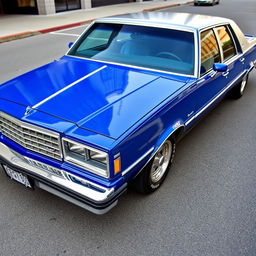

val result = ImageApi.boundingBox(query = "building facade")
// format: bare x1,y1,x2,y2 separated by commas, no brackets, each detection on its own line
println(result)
0,0,147,15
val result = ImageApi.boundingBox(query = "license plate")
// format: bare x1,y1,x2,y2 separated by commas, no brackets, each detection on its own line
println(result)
3,165,32,189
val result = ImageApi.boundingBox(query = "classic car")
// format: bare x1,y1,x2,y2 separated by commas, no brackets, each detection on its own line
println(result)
0,13,255,214
194,0,220,6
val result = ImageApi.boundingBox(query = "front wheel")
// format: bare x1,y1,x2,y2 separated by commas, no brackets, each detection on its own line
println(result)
133,138,176,194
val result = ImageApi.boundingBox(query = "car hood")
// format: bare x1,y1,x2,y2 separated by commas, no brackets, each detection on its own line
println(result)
0,56,187,139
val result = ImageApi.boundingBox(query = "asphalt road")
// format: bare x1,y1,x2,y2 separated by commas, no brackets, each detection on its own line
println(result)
0,0,256,255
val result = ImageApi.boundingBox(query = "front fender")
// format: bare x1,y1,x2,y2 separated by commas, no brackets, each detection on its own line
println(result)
153,120,185,156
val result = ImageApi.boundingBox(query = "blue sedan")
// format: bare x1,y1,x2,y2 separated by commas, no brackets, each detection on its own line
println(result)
0,12,255,214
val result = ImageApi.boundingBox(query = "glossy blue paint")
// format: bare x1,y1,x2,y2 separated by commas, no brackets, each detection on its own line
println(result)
0,56,105,107
0,14,255,213
74,76,185,139
110,78,197,174
213,63,228,72
0,55,186,140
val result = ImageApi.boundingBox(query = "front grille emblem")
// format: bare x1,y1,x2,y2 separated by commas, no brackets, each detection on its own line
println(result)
25,106,32,115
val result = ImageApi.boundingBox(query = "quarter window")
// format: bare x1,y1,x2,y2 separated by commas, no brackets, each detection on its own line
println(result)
200,29,221,76
75,25,114,52
216,26,236,61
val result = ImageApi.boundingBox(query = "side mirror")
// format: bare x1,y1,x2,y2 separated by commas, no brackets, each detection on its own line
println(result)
68,42,74,48
213,63,228,72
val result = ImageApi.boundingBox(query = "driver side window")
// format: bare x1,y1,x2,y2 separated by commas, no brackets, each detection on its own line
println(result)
200,29,221,76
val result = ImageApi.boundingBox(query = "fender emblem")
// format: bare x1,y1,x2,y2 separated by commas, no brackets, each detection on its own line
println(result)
187,111,194,117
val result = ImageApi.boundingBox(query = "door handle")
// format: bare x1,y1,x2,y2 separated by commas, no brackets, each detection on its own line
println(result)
222,69,229,77
239,57,245,63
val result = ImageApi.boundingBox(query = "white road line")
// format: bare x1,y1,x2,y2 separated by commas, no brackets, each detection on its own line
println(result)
49,32,80,37
31,65,107,109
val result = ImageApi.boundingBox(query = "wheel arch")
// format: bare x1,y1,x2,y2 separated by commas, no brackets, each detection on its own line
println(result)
133,123,185,179
154,122,185,153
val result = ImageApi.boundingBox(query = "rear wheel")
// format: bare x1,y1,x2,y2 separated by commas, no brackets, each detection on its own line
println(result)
230,74,248,99
133,138,176,194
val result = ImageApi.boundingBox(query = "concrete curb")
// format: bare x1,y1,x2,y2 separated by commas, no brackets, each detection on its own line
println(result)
0,31,40,43
0,1,193,43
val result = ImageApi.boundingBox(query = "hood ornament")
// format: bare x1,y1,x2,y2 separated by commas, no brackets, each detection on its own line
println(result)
25,106,33,115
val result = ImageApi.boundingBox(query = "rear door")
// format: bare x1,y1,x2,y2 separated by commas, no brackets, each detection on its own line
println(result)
193,25,243,118
214,25,244,86
192,28,223,113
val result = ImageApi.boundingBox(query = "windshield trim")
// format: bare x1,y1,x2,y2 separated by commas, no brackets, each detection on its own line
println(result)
94,19,196,32
67,21,198,78
65,54,196,78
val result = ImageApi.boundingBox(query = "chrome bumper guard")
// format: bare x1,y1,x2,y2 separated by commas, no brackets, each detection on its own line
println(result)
0,142,126,214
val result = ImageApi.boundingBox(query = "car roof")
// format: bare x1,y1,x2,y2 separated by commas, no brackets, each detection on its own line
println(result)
97,12,231,30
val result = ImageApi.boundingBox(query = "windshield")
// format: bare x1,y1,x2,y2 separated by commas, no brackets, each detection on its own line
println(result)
68,23,195,75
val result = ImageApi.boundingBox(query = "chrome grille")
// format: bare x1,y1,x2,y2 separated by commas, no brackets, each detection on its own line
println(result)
0,112,62,160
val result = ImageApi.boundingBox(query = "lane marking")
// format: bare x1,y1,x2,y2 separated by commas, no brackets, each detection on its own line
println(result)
49,32,80,37
31,65,107,110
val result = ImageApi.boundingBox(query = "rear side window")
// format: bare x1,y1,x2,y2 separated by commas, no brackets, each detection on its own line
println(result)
200,29,221,76
216,26,236,61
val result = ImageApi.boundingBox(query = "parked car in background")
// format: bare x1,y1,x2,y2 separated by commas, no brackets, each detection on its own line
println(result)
0,12,255,214
194,0,220,5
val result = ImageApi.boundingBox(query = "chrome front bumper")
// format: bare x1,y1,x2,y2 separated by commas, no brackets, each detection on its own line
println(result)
0,142,126,214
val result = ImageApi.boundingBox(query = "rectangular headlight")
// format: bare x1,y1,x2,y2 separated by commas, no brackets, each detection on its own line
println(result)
62,138,109,178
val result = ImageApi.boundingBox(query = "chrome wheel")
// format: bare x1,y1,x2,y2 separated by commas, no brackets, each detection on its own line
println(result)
133,137,176,194
150,140,172,183
240,77,247,95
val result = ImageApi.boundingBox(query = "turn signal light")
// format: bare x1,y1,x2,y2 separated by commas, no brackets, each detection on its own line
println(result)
114,157,121,174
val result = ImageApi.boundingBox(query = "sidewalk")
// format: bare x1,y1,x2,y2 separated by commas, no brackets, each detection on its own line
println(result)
0,0,192,42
